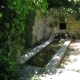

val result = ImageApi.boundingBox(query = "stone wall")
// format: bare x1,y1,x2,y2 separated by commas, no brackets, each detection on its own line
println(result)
60,14,80,33
58,14,80,38
32,9,80,44
66,14,80,32
32,10,57,44
66,14,80,38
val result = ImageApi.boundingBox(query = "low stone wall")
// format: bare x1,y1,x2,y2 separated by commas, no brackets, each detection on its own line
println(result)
45,40,71,70
20,36,55,64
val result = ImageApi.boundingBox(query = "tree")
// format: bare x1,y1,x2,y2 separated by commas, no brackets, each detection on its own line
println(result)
0,0,48,80
47,0,80,20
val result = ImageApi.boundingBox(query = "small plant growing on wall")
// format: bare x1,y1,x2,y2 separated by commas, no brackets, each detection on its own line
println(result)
54,20,58,26
49,20,58,28
59,15,65,22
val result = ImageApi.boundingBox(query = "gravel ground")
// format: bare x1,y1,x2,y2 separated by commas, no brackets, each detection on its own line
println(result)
60,40,80,72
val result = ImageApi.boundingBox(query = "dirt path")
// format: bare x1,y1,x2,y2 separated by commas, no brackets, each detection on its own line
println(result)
60,40,80,72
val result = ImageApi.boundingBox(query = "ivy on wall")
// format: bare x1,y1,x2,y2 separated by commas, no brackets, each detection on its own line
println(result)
47,0,80,20
24,10,36,48
0,0,48,80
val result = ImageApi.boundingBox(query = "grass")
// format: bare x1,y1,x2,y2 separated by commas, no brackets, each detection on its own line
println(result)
26,40,63,67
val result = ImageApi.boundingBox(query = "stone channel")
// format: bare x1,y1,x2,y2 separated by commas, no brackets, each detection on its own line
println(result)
19,37,72,80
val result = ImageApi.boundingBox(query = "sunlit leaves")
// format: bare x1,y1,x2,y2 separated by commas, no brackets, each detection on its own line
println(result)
8,0,48,15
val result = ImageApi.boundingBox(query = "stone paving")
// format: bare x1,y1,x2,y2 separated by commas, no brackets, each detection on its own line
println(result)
39,68,80,80
39,40,80,80
60,40,80,72
18,66,42,80
40,41,80,80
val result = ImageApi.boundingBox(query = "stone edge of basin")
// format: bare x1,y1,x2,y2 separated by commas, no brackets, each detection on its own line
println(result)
20,36,55,64
45,40,71,70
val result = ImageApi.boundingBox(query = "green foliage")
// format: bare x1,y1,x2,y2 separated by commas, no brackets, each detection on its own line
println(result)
0,6,21,79
24,10,36,48
0,13,3,18
47,0,80,20
31,75,40,80
47,0,73,9
0,0,48,80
